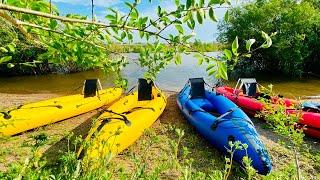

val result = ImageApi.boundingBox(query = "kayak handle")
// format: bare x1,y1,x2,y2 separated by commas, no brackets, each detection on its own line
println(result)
0,112,11,119
103,110,131,126
211,108,236,130
0,104,63,120
211,108,254,130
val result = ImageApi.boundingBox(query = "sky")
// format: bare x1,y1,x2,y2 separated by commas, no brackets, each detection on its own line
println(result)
51,0,229,42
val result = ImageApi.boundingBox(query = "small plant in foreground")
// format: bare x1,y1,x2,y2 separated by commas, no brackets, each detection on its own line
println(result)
257,84,305,179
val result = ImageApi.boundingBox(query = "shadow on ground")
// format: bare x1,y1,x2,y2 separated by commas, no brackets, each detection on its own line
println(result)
42,109,104,164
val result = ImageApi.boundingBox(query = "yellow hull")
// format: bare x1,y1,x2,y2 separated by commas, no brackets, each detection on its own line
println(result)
0,88,123,137
81,87,166,166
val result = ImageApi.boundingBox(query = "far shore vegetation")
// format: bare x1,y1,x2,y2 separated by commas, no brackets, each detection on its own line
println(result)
107,42,225,53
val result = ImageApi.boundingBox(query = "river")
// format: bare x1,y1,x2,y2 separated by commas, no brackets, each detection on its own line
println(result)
0,53,320,98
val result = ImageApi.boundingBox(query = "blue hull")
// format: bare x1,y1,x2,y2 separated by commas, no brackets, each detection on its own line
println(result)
177,84,272,174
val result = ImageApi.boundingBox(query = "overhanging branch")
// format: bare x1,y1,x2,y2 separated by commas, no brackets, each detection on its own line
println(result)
0,10,33,42
17,20,109,51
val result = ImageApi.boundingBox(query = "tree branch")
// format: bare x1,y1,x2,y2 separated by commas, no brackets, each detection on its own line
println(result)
0,3,219,63
17,21,121,55
0,4,167,40
122,2,137,28
0,4,124,29
0,10,34,42
143,6,229,31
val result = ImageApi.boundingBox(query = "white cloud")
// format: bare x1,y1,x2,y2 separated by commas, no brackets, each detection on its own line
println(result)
52,0,120,7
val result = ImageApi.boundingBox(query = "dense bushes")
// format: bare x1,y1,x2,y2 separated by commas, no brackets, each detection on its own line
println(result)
218,0,320,78
0,16,48,75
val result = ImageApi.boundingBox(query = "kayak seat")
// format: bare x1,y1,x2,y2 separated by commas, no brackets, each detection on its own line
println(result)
242,82,257,97
191,99,215,111
189,78,205,99
189,98,222,117
138,78,153,101
84,79,98,98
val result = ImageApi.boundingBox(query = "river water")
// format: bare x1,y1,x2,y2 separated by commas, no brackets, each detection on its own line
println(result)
0,53,320,98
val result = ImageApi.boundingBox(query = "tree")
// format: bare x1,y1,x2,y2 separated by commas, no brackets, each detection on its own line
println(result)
0,0,272,86
218,0,320,78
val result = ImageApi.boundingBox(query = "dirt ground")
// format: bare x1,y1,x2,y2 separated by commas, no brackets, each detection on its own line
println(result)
0,92,319,178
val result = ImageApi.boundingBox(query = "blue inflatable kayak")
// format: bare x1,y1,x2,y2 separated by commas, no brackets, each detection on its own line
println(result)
177,78,272,174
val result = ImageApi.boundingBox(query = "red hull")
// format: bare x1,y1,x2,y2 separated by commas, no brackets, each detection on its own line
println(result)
216,86,320,138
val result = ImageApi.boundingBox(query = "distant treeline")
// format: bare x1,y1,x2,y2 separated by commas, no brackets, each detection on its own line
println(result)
107,42,224,53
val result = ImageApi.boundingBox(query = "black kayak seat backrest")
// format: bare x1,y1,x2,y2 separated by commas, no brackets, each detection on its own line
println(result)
189,78,205,99
84,79,98,98
138,78,153,101
242,83,257,97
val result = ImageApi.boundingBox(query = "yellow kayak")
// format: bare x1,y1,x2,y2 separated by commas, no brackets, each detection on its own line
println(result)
81,85,166,168
0,88,122,137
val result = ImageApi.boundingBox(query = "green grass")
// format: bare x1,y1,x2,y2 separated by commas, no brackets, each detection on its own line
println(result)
1,120,319,179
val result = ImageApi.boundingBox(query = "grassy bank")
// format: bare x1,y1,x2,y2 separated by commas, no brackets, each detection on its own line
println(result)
0,92,320,179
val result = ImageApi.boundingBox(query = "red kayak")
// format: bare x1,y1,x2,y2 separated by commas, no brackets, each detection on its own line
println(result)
216,85,320,138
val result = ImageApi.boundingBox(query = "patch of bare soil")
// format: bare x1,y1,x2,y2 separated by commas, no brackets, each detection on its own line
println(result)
0,93,59,109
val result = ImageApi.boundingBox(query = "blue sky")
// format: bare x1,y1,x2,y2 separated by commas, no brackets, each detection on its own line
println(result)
51,0,228,42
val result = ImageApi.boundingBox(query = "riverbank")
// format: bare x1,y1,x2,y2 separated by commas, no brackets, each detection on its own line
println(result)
0,92,320,178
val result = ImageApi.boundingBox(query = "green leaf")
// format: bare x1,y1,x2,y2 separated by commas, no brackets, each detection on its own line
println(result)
7,44,15,52
209,8,218,22
175,25,184,34
131,9,138,19
0,56,12,64
224,10,229,22
49,19,58,29
194,54,204,65
175,54,182,65
128,33,133,41
261,31,272,48
199,0,205,7
218,61,228,80
261,31,268,40
125,2,133,9
246,39,256,52
224,49,232,60
0,47,8,53
196,10,203,24
105,14,116,21
7,63,15,68
244,54,252,58
175,0,180,6
186,0,192,9
270,32,278,37
183,35,193,41
232,36,239,55
187,18,195,30
208,69,216,76
157,6,162,16
139,31,144,38
206,64,215,71
121,32,126,39
209,0,221,5
21,62,36,67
